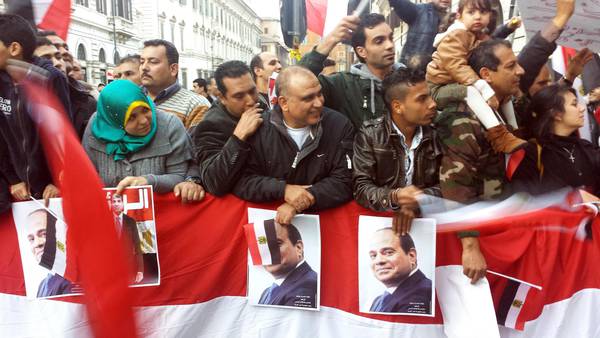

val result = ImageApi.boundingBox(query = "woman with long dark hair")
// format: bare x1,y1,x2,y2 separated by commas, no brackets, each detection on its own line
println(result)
510,84,600,195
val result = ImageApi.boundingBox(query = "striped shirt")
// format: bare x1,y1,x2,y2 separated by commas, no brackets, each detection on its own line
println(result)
151,82,211,130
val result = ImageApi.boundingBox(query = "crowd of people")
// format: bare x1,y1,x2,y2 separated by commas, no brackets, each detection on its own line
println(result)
1,0,600,287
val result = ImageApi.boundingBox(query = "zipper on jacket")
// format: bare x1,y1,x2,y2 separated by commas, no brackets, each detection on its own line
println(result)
291,151,300,169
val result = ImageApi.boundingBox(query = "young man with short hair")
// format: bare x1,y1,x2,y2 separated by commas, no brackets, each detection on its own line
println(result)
114,54,141,85
250,52,282,108
299,13,404,129
353,68,441,235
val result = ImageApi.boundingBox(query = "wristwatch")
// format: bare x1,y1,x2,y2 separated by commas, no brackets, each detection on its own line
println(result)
184,176,202,185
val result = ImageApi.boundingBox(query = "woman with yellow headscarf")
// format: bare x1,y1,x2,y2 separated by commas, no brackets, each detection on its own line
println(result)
83,80,196,195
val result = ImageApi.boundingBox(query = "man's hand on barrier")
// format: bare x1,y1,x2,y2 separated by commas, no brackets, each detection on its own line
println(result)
42,184,60,206
276,202,297,225
393,205,416,236
461,237,487,284
174,181,205,203
284,184,315,212
391,186,422,209
10,182,30,201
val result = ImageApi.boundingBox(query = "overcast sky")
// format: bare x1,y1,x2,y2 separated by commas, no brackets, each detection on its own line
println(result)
246,0,280,18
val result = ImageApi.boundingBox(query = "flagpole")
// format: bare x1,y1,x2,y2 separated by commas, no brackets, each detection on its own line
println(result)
487,270,543,290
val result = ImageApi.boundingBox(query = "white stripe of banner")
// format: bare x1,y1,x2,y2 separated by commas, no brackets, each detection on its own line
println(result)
254,222,273,266
504,283,531,329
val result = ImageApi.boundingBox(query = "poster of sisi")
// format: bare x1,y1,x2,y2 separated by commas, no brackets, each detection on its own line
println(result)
244,208,321,311
13,186,159,299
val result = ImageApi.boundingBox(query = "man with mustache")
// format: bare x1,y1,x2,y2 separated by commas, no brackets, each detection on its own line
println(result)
140,39,210,130
233,66,354,224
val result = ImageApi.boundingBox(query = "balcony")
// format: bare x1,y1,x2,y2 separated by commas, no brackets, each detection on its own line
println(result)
107,15,136,42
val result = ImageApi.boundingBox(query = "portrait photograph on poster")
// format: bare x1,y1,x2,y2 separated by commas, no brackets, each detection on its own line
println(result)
12,198,82,299
103,185,160,287
358,216,436,317
13,186,160,299
245,208,321,311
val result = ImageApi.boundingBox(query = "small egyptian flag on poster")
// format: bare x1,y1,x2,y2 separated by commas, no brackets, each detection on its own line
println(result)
244,219,281,266
37,209,67,277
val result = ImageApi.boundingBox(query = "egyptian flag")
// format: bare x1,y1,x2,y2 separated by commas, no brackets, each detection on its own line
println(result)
305,0,370,37
5,0,71,40
268,72,278,107
496,279,538,330
18,62,136,337
244,219,281,266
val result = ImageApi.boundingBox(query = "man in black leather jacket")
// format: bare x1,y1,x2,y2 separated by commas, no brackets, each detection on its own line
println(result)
353,68,441,233
191,61,266,196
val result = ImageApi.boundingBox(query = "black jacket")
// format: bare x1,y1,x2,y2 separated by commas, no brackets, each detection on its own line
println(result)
510,134,600,196
233,106,355,211
69,78,96,140
0,67,55,196
191,102,261,196
353,115,442,211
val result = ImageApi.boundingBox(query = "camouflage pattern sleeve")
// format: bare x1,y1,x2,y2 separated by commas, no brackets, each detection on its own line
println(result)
436,110,505,204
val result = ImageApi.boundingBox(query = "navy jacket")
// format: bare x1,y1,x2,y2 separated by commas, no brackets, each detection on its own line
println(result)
37,273,73,298
370,269,432,314
390,0,442,65
258,261,318,308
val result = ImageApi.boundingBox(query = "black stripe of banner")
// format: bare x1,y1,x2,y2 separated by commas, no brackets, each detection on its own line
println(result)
497,279,520,326
264,219,281,265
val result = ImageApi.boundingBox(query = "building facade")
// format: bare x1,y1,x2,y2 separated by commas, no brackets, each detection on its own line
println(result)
63,0,262,88
70,0,141,85
138,0,262,89
260,17,290,67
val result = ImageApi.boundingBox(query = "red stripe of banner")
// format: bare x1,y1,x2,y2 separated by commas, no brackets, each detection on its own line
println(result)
243,223,263,266
2,195,600,330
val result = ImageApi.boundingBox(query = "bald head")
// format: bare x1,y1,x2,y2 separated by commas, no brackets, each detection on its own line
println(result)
276,66,317,97
276,66,323,129
250,51,282,92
